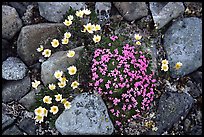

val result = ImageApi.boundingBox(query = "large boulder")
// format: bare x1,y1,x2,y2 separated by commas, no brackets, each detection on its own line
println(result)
55,92,114,135
2,125,23,135
19,118,36,135
2,76,31,103
149,2,185,29
113,2,148,21
2,113,15,131
163,17,202,78
38,2,86,22
2,57,28,80
95,2,111,21
2,5,23,40
41,46,84,85
17,23,66,66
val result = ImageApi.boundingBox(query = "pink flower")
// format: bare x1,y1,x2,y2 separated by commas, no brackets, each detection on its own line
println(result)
105,83,110,89
113,98,120,105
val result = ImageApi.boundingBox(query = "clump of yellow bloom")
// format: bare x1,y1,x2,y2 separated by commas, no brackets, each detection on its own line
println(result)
84,23,94,33
37,45,44,52
59,76,67,83
67,50,75,58
67,15,74,21
50,106,59,115
93,35,101,43
134,34,142,40
63,19,72,26
62,38,69,44
43,96,52,104
32,80,41,89
35,115,44,123
71,81,79,89
34,106,44,116
61,98,67,104
136,41,141,45
93,24,101,31
67,66,77,75
64,32,71,39
55,94,62,102
174,62,182,70
58,81,66,88
64,101,71,109
161,64,169,72
83,9,91,15
48,83,56,90
75,10,84,18
54,70,63,79
162,59,169,65
42,49,51,58
51,39,59,48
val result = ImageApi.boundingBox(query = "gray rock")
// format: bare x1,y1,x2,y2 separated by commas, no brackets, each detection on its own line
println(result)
2,57,28,80
19,86,41,110
19,118,36,135
190,125,202,135
38,2,86,23
2,76,31,103
17,23,66,66
55,92,114,135
153,91,194,135
113,2,148,21
184,118,191,132
8,2,27,17
2,5,23,40
189,71,202,84
2,125,23,135
150,2,185,29
2,113,15,130
163,17,202,78
41,46,84,85
186,80,202,98
2,39,13,62
95,2,111,21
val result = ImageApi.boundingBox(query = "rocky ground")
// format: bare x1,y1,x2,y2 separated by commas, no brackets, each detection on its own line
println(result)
2,2,202,135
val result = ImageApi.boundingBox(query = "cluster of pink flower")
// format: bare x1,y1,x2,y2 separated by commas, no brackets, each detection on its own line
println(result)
89,35,156,129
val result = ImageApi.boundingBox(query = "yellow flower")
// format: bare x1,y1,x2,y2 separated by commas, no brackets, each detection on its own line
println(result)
64,101,71,109
67,66,77,75
61,98,67,104
62,38,69,44
134,34,142,40
93,24,101,31
32,80,41,89
84,23,94,33
81,28,86,33
43,96,52,104
43,108,48,117
75,10,84,18
59,76,67,83
83,9,91,15
67,50,75,57
58,81,66,88
48,83,56,90
63,19,72,26
37,45,44,52
67,15,74,21
51,39,59,48
93,35,101,43
54,70,63,79
34,106,44,116
175,62,182,70
42,49,51,58
71,81,79,89
55,94,62,102
162,59,168,65
136,41,141,45
64,32,71,39
161,64,169,72
50,106,59,115
34,115,44,123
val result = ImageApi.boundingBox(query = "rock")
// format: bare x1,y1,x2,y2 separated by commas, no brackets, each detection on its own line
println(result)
2,57,28,80
19,118,36,135
17,23,66,66
19,86,41,110
153,91,194,135
38,2,86,23
2,76,31,103
2,114,15,131
186,80,202,98
55,92,114,135
163,17,202,78
95,2,111,21
149,2,185,29
2,125,23,135
8,2,27,17
2,5,23,40
190,125,202,135
189,71,202,84
2,39,13,62
41,46,84,85
113,2,148,21
184,118,191,132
